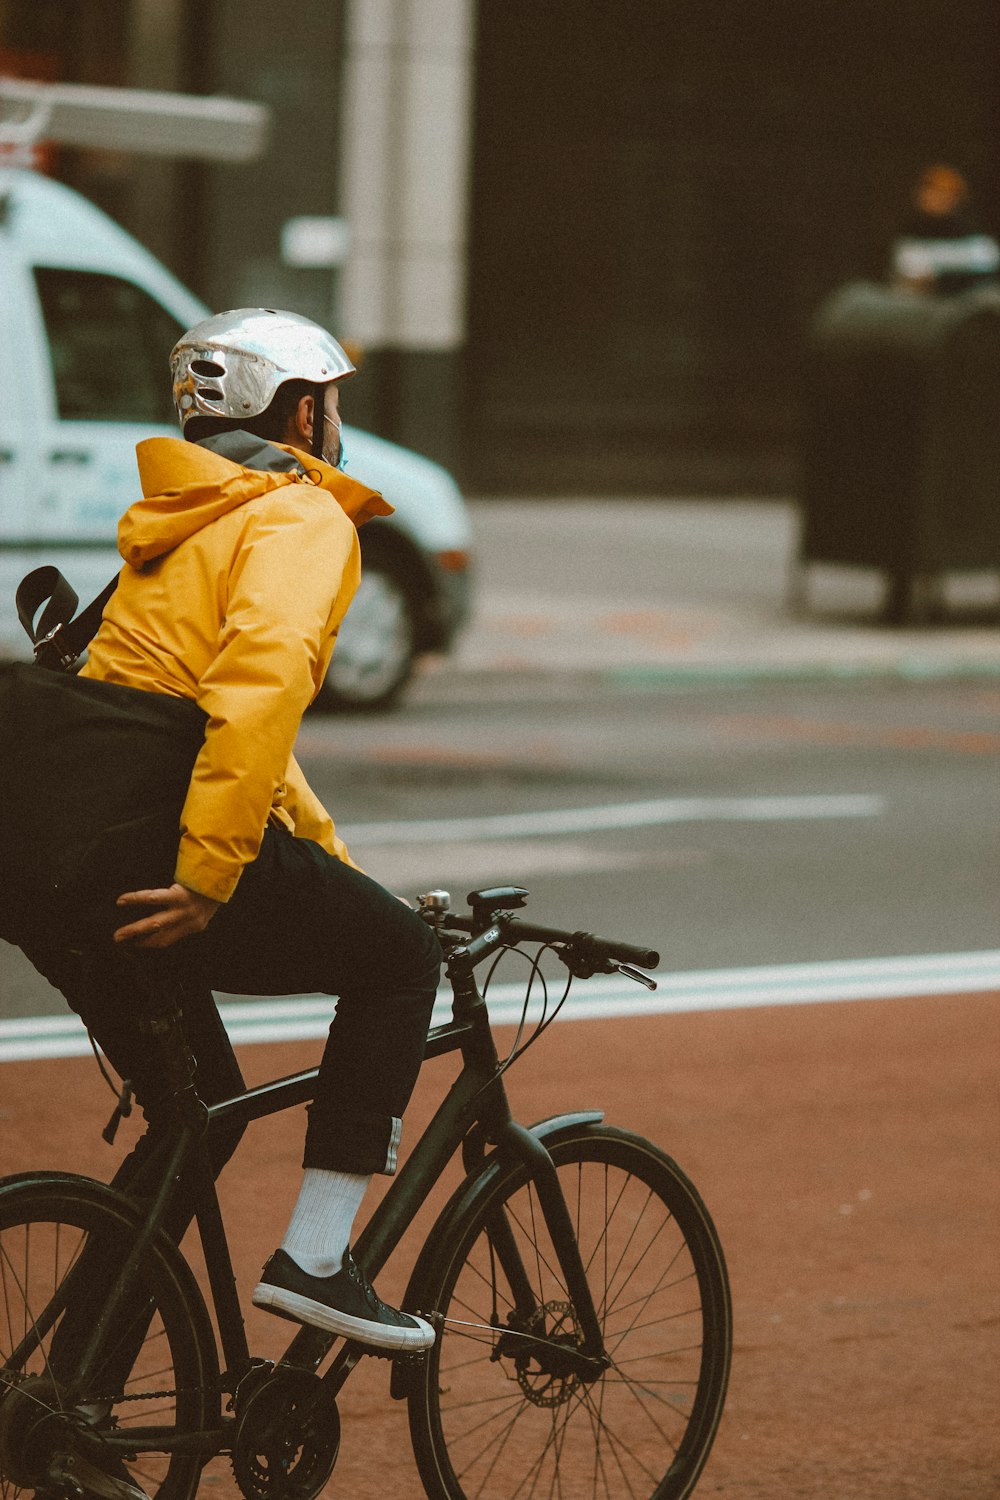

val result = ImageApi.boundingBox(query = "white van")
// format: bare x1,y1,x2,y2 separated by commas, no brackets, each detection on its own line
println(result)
0,168,472,709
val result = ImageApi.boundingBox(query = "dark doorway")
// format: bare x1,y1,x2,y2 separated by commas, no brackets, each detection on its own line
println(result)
465,0,1000,493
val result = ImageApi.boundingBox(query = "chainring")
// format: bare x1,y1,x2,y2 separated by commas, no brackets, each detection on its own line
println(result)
232,1368,340,1500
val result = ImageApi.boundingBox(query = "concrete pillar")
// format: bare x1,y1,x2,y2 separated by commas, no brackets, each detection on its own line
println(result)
125,0,185,271
337,0,475,470
126,0,184,88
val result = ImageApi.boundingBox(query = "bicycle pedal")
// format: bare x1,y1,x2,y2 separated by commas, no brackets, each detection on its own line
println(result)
387,1349,428,1403
359,1344,428,1364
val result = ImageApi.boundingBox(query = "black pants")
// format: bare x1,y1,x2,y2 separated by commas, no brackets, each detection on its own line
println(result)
20,825,442,1182
16,825,440,1393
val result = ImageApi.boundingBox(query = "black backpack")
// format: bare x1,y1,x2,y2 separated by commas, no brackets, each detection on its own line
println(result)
0,568,206,945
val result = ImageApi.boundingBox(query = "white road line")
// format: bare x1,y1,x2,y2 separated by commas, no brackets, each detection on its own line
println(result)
2,949,997,1062
338,793,887,845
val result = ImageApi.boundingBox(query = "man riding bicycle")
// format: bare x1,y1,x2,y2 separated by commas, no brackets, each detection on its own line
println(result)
16,310,440,1366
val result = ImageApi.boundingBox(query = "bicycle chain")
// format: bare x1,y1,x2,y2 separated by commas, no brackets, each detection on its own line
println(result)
2,1368,193,1409
95,1388,191,1405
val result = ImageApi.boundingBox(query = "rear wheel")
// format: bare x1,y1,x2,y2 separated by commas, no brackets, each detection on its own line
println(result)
408,1126,731,1500
0,1174,216,1500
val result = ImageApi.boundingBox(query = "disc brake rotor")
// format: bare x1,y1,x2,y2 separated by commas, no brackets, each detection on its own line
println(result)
510,1300,585,1409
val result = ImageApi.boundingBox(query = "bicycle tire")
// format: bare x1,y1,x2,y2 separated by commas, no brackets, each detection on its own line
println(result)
0,1172,217,1500
408,1124,731,1500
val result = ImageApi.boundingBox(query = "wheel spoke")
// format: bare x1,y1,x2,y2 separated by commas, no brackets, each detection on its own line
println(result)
0,1183,211,1500
438,1347,499,1375
455,1391,529,1451
501,1200,570,1303
474,1401,537,1500
0,1234,62,1390
604,1301,703,1345
602,1211,681,1326
577,1382,659,1491
606,1268,699,1324
414,1133,730,1500
603,1370,687,1450
506,1402,566,1500
440,1322,504,1349
453,1393,534,1494
578,1171,634,1309
612,1342,704,1368
456,1251,516,1310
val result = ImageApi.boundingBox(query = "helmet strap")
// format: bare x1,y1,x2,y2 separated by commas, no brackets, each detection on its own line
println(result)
311,383,327,460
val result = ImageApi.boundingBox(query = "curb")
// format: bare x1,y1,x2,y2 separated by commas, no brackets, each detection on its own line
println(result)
432,655,1000,691
607,656,1000,688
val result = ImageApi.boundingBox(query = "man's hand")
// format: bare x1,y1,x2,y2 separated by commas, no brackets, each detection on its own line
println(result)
114,884,221,949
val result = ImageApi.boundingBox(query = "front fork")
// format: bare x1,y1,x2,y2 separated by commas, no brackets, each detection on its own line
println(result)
471,1120,609,1372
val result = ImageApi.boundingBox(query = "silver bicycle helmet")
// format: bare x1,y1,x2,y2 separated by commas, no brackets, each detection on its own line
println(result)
171,308,355,431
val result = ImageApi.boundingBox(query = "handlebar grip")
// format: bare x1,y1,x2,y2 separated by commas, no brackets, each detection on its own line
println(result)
506,918,659,971
596,938,660,969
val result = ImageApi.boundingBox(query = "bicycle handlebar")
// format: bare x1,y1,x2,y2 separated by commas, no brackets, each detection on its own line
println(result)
444,913,660,973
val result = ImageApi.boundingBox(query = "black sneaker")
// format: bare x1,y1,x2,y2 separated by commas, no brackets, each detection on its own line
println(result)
252,1249,435,1352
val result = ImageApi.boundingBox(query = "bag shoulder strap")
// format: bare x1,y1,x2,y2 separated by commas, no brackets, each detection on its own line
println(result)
16,565,119,671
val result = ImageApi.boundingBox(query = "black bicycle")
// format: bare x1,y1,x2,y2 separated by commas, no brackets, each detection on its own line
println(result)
0,885,731,1500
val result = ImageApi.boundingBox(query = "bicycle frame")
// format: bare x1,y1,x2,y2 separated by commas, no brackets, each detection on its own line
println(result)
60,935,611,1454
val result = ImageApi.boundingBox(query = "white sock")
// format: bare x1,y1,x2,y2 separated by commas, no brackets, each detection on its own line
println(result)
280,1168,371,1278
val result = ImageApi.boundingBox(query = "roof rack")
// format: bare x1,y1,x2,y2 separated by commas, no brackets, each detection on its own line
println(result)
0,77,269,166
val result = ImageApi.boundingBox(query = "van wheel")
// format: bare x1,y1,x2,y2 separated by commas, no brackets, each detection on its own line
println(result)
316,560,417,712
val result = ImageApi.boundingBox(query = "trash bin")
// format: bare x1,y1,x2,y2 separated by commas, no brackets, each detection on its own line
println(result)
796,280,1000,621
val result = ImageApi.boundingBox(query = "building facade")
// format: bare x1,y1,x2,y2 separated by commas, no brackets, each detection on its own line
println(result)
2,0,998,492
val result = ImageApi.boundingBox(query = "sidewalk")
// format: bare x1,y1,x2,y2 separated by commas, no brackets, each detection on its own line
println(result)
444,499,1000,685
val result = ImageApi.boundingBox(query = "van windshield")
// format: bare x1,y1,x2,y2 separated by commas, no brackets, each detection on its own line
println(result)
34,268,184,425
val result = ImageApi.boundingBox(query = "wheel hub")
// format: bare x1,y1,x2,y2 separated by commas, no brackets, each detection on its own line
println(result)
0,1373,74,1488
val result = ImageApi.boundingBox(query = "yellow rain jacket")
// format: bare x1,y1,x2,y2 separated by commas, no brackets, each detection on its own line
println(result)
80,436,392,903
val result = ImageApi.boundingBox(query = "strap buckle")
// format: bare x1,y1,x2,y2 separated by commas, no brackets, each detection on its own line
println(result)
33,624,80,672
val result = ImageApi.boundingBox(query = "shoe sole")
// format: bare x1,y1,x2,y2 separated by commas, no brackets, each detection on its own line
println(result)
252,1282,435,1351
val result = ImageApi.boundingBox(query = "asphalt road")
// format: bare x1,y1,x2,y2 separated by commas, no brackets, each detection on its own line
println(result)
2,496,998,1021
304,669,999,967
2,667,997,1019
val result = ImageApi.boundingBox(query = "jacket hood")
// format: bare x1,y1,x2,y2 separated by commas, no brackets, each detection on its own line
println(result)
121,434,393,568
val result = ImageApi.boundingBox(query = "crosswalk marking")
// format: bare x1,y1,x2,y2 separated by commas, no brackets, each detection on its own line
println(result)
338,793,886,845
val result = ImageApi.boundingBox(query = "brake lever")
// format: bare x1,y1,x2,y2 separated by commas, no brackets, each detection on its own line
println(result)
559,935,659,991
615,963,657,992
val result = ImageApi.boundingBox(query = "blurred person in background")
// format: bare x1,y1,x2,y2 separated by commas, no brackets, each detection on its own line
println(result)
889,164,1000,296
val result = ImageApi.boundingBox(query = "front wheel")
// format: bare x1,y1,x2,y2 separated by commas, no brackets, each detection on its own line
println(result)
408,1125,731,1500
0,1173,216,1500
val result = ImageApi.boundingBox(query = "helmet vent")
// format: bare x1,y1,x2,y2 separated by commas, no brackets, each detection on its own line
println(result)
196,387,223,402
191,358,226,377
